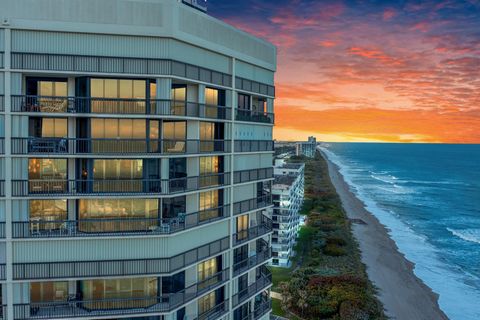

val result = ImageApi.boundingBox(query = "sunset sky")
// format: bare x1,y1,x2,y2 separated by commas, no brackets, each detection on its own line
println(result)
209,0,480,143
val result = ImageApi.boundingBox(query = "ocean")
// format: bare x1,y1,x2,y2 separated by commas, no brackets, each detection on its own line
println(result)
321,143,480,320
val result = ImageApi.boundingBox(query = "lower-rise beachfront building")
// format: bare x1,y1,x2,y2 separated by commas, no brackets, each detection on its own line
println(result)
270,160,304,268
295,137,317,158
0,0,276,319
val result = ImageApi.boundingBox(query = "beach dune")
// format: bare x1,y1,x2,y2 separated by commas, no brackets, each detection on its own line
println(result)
321,151,449,320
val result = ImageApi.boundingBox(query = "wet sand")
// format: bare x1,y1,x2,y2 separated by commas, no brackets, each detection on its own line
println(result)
321,151,449,320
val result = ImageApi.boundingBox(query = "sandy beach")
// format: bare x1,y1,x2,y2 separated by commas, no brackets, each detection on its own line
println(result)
321,151,449,320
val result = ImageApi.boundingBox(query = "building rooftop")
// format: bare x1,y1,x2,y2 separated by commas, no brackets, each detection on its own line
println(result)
273,175,297,187
278,163,304,170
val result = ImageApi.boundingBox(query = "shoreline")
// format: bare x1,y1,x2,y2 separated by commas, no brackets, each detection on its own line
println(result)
320,150,449,320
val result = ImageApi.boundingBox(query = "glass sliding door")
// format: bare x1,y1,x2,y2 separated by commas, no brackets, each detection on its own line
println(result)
90,118,148,153
78,199,159,233
197,256,221,290
199,190,221,221
28,159,68,193
236,214,249,241
200,122,214,152
29,200,67,232
199,156,221,187
92,159,143,193
163,121,186,153
31,282,68,303
171,86,187,115
80,277,158,309
90,78,147,114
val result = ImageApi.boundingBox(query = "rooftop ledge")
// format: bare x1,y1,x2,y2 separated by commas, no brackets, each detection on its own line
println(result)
0,0,277,71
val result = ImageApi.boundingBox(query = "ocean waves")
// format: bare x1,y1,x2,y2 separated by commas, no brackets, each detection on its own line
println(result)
447,228,480,245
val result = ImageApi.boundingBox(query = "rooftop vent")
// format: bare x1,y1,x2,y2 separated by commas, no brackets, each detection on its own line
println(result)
181,0,207,12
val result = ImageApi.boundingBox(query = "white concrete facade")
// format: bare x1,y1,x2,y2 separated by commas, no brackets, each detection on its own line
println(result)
0,1,276,319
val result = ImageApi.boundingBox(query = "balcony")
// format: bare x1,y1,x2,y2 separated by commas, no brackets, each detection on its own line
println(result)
13,271,229,320
236,109,274,124
11,96,232,120
12,206,230,238
11,174,229,197
234,167,273,184
232,270,272,307
233,249,272,276
13,237,229,280
195,300,229,320
234,140,274,153
233,195,272,216
236,298,272,320
233,216,272,246
11,138,231,155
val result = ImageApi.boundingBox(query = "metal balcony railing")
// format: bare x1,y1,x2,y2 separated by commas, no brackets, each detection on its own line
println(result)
11,137,231,155
11,95,232,120
232,270,272,307
234,140,274,153
233,248,272,277
12,206,230,238
236,109,274,124
13,236,229,280
11,173,229,197
236,298,272,320
195,299,230,320
233,195,272,216
233,216,272,246
233,167,273,184
13,271,228,320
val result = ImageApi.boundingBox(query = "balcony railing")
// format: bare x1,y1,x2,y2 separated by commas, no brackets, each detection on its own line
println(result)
11,96,232,120
233,195,272,216
233,216,272,246
11,174,229,197
195,299,230,320
234,140,274,153
12,206,230,238
236,298,272,320
236,109,274,124
234,167,273,184
232,270,272,307
233,248,272,277
13,271,228,320
11,138,231,155
13,237,229,280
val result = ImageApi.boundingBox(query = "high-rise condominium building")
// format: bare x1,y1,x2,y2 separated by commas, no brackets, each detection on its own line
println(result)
0,1,276,319
270,160,304,267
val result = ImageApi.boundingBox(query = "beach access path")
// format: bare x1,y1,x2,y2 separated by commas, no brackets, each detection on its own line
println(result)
321,150,449,320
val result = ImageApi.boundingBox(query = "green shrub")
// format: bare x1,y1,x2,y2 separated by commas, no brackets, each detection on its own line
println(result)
326,236,347,246
323,243,347,256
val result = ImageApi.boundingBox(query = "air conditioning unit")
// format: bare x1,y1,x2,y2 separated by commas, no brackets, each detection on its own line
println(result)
182,0,207,12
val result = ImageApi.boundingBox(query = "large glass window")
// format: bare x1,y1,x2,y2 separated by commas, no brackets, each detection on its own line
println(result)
198,291,217,316
171,86,187,115
29,159,67,180
92,160,143,192
29,118,68,138
205,88,218,106
199,157,220,187
31,282,68,303
238,94,250,110
163,121,186,153
81,277,157,309
236,215,249,241
91,119,147,139
198,257,220,290
90,78,147,113
162,196,186,219
38,81,67,97
29,200,67,232
199,190,220,221
78,199,158,233
200,122,215,152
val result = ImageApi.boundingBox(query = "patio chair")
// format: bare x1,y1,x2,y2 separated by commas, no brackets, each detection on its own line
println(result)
166,141,185,153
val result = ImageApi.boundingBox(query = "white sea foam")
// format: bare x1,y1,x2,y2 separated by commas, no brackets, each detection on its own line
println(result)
447,228,480,245
320,146,480,320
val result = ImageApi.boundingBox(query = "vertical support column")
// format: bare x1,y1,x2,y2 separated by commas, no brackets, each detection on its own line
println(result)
197,84,206,118
228,57,236,318
4,26,14,320
67,78,76,222
156,77,171,115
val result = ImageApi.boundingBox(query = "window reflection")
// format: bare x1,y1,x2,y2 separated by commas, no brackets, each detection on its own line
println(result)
163,121,186,153
29,200,67,232
78,199,159,233
92,160,143,192
170,86,187,115
28,159,67,193
90,78,147,113
199,190,220,221
199,156,221,187
91,118,148,153
200,122,215,152
31,282,68,303
80,277,157,309
198,257,220,290
237,214,249,240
